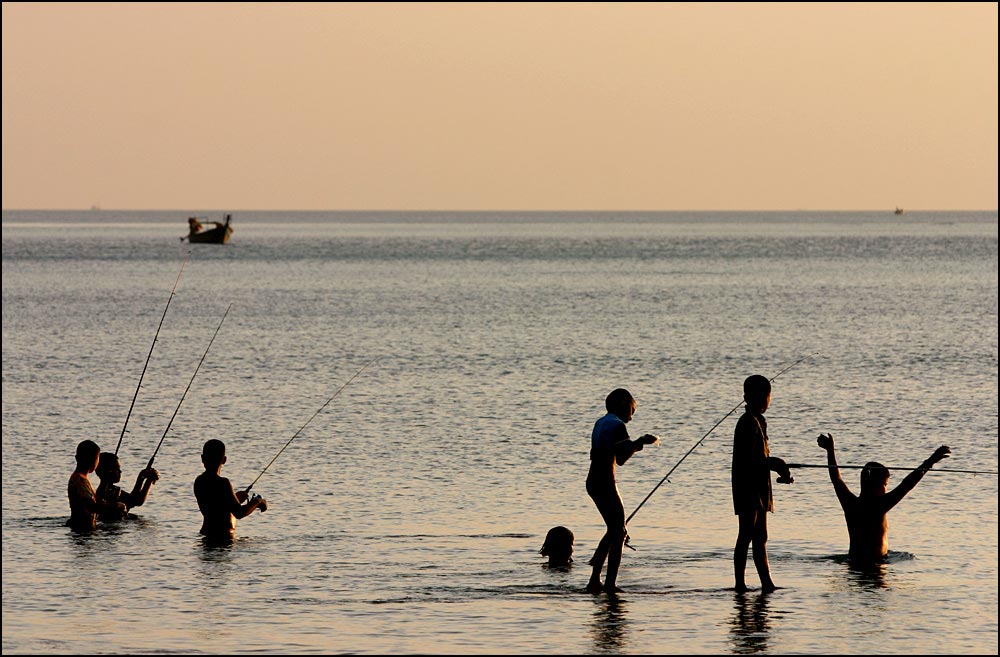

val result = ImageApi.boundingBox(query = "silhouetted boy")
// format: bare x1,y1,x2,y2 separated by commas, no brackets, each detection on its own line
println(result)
732,375,793,592
817,432,951,566
540,526,575,568
95,453,159,522
194,439,267,540
586,388,659,594
67,440,125,532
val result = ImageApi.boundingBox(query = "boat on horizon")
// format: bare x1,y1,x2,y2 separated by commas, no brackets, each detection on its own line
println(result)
182,214,233,244
894,207,905,215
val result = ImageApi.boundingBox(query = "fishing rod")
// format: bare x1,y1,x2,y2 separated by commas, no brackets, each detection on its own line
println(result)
788,463,998,476
146,303,232,469
626,354,813,526
243,356,380,494
115,253,190,455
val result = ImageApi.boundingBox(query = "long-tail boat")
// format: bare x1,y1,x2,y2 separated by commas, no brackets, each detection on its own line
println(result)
183,214,233,244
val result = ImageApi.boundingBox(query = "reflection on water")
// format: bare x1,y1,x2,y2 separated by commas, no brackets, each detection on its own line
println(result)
589,594,630,653
199,535,236,553
729,591,772,654
846,561,889,590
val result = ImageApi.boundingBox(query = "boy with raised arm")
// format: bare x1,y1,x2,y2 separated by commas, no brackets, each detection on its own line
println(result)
731,375,794,593
816,433,951,566
586,388,659,594
95,452,159,522
194,439,268,541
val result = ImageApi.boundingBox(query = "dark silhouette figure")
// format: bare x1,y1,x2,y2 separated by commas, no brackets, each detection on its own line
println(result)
194,439,268,541
732,375,794,592
95,453,159,522
540,525,575,568
817,432,950,567
586,388,659,594
67,440,125,532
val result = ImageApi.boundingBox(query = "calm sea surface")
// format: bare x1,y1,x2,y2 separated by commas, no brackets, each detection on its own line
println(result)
2,210,997,654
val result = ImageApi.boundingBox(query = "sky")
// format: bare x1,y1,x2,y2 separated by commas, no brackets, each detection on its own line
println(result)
2,2,997,211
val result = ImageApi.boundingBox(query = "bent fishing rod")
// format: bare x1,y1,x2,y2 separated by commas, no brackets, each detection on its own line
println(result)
145,303,232,470
626,354,813,526
787,463,998,476
116,253,190,455
243,356,380,494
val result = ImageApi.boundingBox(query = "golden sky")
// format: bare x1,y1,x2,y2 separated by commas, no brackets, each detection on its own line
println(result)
2,2,997,210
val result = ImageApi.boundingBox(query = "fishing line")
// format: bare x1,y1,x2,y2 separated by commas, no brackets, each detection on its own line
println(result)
626,354,814,525
787,463,997,476
243,356,380,493
146,303,232,469
115,253,190,455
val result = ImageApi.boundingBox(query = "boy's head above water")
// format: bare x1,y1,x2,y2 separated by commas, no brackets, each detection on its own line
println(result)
540,525,574,566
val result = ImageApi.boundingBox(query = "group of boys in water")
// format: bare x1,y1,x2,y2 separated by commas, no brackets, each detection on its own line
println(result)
541,375,950,594
69,373,950,590
67,438,267,541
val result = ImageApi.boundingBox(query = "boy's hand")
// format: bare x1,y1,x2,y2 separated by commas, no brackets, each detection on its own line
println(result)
251,495,268,513
640,434,659,446
817,433,834,451
141,468,160,483
928,445,951,465
774,458,794,484
236,490,249,503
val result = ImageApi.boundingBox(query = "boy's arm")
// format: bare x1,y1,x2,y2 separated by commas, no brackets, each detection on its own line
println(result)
883,445,951,511
817,433,854,507
125,468,159,508
614,427,658,465
767,456,794,484
227,481,267,519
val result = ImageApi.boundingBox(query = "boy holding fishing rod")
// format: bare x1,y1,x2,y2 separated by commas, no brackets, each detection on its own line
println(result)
194,439,268,541
816,433,950,566
94,453,159,522
732,375,794,593
586,388,659,594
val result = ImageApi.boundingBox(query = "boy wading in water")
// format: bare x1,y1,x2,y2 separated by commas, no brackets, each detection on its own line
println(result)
67,440,126,532
817,433,951,567
732,375,794,592
95,453,159,522
194,439,268,541
586,388,659,594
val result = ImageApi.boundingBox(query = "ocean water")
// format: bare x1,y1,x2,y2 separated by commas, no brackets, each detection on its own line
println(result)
1,210,997,655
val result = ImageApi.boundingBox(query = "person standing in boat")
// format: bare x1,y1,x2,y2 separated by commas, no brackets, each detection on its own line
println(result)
94,452,159,522
585,388,659,594
816,433,950,567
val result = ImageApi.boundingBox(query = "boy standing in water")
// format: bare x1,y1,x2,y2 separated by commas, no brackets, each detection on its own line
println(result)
816,433,950,566
586,388,659,594
67,440,125,532
732,375,794,592
95,453,159,522
194,439,268,541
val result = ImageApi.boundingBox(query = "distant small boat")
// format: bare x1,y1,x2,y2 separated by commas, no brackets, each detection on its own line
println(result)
894,207,905,215
182,214,233,244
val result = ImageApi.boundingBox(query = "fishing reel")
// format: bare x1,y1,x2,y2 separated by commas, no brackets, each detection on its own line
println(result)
249,493,267,512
